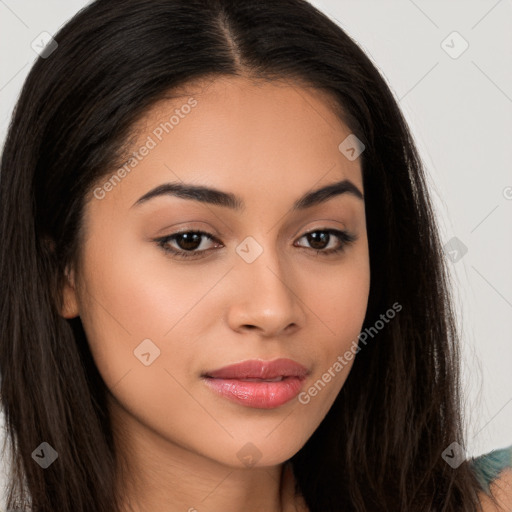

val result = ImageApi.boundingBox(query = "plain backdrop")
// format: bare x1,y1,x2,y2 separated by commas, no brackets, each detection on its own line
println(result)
0,0,511,504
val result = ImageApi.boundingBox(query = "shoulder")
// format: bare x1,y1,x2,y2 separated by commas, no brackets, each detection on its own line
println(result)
469,444,512,512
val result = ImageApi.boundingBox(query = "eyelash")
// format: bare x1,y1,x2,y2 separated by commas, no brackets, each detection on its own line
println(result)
154,228,357,260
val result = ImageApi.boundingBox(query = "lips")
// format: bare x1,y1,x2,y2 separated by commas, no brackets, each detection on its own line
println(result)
201,358,309,409
203,358,309,380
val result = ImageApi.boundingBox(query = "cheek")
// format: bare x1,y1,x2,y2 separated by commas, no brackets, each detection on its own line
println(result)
78,224,221,338
75,247,208,434
302,248,370,346
297,244,370,405
75,228,227,388
293,260,369,414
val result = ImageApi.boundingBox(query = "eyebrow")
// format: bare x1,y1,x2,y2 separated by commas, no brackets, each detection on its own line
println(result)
131,178,364,212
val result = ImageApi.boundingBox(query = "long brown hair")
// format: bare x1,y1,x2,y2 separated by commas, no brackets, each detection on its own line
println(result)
0,0,485,510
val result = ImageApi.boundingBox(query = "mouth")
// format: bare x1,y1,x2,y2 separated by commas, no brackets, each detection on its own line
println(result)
201,358,309,409
229,376,286,382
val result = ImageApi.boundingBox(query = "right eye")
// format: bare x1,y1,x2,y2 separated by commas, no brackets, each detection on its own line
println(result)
155,230,223,259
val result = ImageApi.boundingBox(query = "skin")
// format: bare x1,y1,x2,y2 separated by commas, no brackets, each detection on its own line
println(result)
479,470,512,512
59,76,371,512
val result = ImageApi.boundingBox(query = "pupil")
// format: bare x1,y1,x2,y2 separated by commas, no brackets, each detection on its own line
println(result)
178,233,201,250
308,232,329,250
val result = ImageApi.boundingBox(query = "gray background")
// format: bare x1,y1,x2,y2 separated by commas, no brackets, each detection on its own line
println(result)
0,0,511,504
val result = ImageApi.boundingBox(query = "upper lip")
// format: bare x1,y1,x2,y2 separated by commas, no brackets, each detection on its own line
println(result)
203,358,309,380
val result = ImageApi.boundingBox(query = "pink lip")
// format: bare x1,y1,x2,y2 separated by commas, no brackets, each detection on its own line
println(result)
202,358,309,409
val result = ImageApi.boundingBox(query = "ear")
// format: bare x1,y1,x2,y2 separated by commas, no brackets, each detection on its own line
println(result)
60,265,80,319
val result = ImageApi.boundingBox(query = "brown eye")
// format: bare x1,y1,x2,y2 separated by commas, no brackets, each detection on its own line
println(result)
305,231,330,250
295,229,357,255
173,232,204,251
156,230,222,259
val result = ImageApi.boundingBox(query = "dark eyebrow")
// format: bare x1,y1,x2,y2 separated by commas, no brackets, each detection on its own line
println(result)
131,178,364,211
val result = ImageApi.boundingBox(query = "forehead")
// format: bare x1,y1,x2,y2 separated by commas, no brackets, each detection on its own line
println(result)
87,76,363,213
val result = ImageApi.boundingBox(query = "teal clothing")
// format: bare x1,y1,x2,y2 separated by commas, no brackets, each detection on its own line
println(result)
469,444,512,494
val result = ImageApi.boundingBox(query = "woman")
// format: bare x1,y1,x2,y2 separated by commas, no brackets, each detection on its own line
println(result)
0,0,510,511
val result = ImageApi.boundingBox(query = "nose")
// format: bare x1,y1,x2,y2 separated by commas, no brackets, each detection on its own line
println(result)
226,243,306,338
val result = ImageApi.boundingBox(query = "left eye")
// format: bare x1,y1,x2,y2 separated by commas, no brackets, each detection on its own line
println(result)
155,228,356,260
295,229,354,252
156,231,221,257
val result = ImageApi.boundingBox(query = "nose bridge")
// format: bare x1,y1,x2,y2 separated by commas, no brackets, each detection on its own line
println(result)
228,234,304,334
236,234,291,294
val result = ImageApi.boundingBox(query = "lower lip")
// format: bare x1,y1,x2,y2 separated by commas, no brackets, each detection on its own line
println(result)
202,376,305,409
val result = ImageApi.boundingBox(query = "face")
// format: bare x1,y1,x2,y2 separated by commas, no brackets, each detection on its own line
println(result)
61,76,370,469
